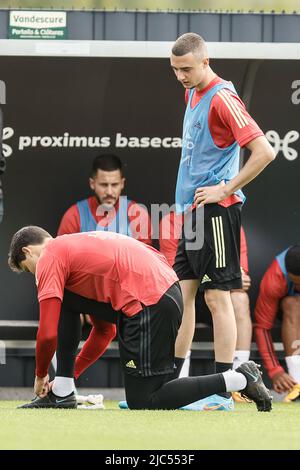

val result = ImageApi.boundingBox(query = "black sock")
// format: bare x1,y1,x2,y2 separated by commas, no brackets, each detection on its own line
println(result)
215,362,233,399
173,357,185,379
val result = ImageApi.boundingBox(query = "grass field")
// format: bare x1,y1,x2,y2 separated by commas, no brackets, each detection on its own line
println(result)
0,401,300,450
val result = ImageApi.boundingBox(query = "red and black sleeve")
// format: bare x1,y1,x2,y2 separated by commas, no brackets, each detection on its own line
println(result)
254,259,288,379
35,297,61,378
74,317,117,379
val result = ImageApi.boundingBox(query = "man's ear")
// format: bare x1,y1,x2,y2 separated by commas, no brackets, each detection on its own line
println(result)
89,177,95,191
21,246,31,256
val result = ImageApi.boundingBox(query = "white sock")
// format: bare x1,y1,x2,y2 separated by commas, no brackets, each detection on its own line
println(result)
222,370,247,392
179,350,191,378
51,352,57,373
52,376,75,397
285,355,300,383
233,350,250,370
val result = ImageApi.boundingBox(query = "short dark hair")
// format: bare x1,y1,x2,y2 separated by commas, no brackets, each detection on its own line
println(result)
8,226,51,272
172,33,206,57
285,245,300,276
91,154,123,177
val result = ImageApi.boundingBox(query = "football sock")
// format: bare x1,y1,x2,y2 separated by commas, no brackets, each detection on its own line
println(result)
51,352,57,373
286,355,300,383
222,370,247,392
173,357,185,379
215,362,233,398
52,376,75,397
179,350,191,378
233,350,250,370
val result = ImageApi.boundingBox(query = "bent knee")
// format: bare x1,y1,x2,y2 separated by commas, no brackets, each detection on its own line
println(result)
281,296,300,317
126,397,153,410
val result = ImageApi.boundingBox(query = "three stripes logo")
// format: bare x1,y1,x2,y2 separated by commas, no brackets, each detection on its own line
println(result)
201,274,212,284
217,89,248,129
126,360,137,369
193,120,202,130
212,216,226,268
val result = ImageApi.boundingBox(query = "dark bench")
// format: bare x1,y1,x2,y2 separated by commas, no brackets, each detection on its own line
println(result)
0,320,285,388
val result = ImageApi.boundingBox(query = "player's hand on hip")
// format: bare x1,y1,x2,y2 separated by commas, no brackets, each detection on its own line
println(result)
34,374,50,397
272,371,297,394
194,181,227,206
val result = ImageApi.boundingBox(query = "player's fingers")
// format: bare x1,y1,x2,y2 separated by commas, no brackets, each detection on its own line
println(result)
194,193,204,203
196,198,207,207
286,378,297,388
274,381,285,393
281,379,293,392
194,196,206,206
195,187,206,195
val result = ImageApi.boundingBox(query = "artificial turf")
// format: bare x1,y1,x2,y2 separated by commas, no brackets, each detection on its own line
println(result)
0,401,299,450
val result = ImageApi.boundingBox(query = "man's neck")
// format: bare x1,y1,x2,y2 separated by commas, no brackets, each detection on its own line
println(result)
40,238,52,252
195,68,217,92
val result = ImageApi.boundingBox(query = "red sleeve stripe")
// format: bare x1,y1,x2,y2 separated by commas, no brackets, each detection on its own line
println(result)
217,89,249,128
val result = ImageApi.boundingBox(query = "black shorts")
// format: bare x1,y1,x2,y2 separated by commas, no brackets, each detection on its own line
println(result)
174,203,242,291
117,282,183,378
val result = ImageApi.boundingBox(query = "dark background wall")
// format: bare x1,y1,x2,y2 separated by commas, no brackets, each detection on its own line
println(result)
0,56,299,321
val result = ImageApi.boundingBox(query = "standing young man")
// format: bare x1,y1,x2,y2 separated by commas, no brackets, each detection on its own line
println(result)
159,213,252,382
170,33,275,409
8,226,271,411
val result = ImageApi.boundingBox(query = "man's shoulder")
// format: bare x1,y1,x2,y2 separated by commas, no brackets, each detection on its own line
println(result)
127,199,149,213
62,201,82,216
36,240,63,273
264,257,287,286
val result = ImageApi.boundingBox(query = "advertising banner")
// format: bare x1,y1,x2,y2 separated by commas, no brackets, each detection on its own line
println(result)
9,10,67,40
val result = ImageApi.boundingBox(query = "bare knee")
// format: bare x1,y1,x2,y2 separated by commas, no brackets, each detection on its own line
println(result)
231,291,251,322
282,296,300,323
180,280,199,309
204,289,231,315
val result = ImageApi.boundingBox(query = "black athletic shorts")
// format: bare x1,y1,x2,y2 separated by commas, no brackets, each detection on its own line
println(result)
174,203,242,291
117,282,183,378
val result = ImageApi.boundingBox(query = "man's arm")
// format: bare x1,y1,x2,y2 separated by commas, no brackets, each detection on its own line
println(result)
35,298,61,396
57,204,81,235
224,136,275,196
35,253,68,395
254,259,295,391
194,135,275,206
74,316,116,379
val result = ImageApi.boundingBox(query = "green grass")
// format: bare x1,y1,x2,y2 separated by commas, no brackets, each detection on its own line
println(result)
0,401,299,450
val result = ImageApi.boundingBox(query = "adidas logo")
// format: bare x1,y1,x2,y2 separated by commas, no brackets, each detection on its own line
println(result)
125,360,137,369
193,120,202,129
201,274,212,283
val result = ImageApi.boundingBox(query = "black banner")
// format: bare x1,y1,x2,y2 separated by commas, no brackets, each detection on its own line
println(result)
0,56,299,320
